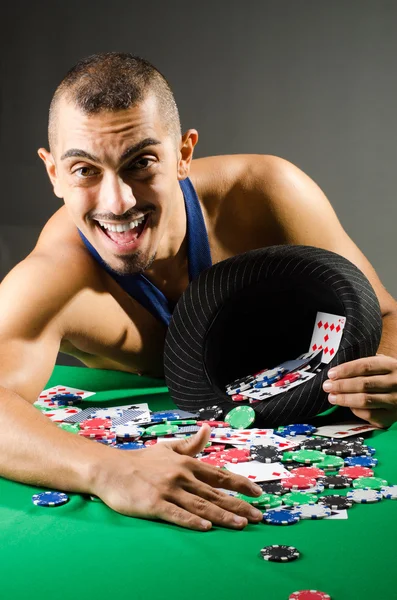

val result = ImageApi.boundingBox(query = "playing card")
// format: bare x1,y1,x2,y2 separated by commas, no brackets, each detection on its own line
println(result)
225,461,292,482
308,312,346,364
38,385,96,401
325,509,348,520
315,422,381,438
242,370,316,402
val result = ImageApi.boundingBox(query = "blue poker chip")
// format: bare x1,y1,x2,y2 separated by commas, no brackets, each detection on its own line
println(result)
151,411,180,422
262,509,301,525
51,393,82,406
344,456,378,468
115,442,145,450
365,446,377,456
282,424,317,437
32,491,69,507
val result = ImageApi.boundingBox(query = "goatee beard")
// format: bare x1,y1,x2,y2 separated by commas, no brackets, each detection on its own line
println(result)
110,250,157,275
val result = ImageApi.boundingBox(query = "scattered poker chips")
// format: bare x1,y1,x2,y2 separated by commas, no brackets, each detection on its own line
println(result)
197,405,224,421
283,492,318,506
344,455,378,468
250,445,281,463
225,406,256,429
281,476,317,490
318,495,353,510
289,591,331,600
291,450,326,464
380,485,397,499
298,503,332,520
347,489,383,504
353,476,388,490
318,475,352,489
262,508,301,525
32,491,69,507
260,544,300,562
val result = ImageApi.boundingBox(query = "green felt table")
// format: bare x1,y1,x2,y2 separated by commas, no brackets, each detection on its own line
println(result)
2,365,397,600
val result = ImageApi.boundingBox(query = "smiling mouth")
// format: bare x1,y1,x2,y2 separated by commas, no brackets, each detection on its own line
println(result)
95,214,150,245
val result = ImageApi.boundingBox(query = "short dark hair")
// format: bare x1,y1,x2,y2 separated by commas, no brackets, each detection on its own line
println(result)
48,52,182,153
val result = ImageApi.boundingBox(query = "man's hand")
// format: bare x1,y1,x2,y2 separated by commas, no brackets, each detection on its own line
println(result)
322,354,397,428
92,425,264,531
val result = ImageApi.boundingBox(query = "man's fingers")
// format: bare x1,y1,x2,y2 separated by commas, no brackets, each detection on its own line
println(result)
327,355,396,380
324,374,397,398
173,490,250,529
156,500,213,531
350,408,392,429
328,392,392,409
170,425,211,457
188,458,263,496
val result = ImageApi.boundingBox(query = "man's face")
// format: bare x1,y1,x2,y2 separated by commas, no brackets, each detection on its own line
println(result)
43,94,193,275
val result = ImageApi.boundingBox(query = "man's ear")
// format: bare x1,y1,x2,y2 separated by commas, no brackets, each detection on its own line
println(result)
177,129,199,180
37,148,63,199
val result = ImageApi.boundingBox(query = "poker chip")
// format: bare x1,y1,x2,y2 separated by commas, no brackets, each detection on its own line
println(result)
231,394,248,402
298,503,332,519
144,439,157,447
281,451,296,463
197,420,228,428
281,424,317,437
236,492,282,508
151,411,180,422
171,420,197,426
51,393,82,406
81,418,111,430
199,455,228,468
225,406,256,429
347,489,383,504
203,444,226,454
300,438,332,451
57,422,80,433
353,476,388,490
289,591,331,600
32,491,69,507
258,482,289,496
219,448,251,463
281,476,317,490
318,494,353,510
380,485,397,499
315,455,344,470
291,450,326,464
115,442,145,450
365,446,377,455
144,423,179,436
324,441,354,457
344,455,378,468
250,445,281,463
290,466,325,479
283,492,318,506
339,466,374,479
262,508,300,525
301,483,325,495
260,544,300,562
197,406,224,421
90,408,124,419
78,429,116,439
318,475,352,489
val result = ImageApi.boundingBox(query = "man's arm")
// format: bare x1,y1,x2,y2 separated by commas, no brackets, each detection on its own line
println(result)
242,154,397,426
0,254,263,529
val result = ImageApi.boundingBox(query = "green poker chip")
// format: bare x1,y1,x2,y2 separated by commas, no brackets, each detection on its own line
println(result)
235,492,282,509
283,492,319,507
170,419,197,425
57,422,80,433
353,477,388,491
291,450,327,464
144,423,179,436
225,406,255,429
281,451,296,463
317,455,345,470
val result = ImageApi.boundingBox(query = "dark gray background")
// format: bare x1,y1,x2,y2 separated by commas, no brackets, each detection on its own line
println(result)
1,0,396,366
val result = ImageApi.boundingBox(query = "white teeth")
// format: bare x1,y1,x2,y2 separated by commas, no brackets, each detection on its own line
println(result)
98,215,145,232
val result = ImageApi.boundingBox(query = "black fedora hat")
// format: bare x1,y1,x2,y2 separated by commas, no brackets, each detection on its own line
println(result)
163,245,383,426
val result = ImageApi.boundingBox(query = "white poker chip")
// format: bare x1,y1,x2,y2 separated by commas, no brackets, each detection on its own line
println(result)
380,485,397,500
347,489,383,503
298,503,332,519
44,407,82,422
114,424,144,439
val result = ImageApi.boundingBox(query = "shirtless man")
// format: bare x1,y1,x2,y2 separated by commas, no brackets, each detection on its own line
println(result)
1,52,397,531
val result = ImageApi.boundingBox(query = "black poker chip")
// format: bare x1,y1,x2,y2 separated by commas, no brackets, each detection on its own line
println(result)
318,475,352,489
260,544,300,562
300,438,333,451
197,405,224,421
345,442,371,456
318,494,353,510
257,482,289,496
250,445,282,463
324,441,354,457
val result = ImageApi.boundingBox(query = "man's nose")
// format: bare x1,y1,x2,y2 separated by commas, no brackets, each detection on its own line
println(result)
99,173,137,216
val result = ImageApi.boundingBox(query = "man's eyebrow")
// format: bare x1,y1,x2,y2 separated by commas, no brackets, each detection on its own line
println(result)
60,138,162,162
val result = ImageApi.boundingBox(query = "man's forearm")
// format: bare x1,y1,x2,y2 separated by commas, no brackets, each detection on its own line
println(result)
377,311,397,358
0,386,108,492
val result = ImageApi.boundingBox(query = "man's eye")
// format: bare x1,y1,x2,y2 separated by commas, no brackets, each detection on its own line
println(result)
73,166,97,177
127,158,153,170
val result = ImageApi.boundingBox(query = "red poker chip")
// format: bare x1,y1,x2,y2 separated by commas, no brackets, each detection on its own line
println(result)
199,456,228,468
219,449,251,463
144,439,157,447
78,429,116,439
281,476,317,490
80,418,112,430
290,467,325,479
203,444,226,454
339,466,374,479
231,394,247,402
289,591,331,600
197,421,228,428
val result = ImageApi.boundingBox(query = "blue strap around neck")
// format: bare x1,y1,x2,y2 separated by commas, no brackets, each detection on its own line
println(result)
77,177,212,327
